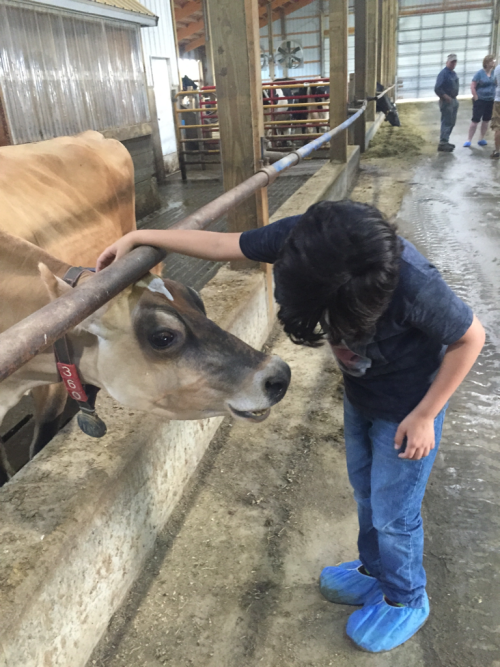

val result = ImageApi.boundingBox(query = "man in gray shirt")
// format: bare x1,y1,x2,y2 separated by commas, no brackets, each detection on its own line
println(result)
434,54,460,152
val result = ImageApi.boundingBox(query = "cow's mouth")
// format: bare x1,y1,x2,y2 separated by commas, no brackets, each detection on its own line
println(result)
228,405,271,423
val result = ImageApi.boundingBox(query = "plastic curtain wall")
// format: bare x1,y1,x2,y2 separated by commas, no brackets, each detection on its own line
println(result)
0,1,150,144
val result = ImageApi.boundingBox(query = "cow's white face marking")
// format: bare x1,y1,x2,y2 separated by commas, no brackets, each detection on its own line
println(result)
138,277,174,301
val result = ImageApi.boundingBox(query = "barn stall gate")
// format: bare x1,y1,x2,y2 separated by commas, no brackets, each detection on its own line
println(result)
175,79,332,176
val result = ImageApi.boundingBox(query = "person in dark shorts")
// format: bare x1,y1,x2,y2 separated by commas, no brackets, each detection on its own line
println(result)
96,200,485,653
464,55,496,147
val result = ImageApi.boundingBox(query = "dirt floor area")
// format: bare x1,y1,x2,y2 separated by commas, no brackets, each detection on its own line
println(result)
90,102,500,667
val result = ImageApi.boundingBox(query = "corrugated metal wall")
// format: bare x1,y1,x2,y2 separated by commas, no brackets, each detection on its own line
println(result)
0,0,149,144
398,5,494,98
259,0,354,81
139,0,179,161
399,0,492,14
140,0,179,88
260,0,325,80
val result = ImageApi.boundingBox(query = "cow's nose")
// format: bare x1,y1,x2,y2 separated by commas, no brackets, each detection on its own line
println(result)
262,356,291,404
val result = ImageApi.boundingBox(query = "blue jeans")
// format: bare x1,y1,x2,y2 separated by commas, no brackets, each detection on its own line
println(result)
439,99,459,143
343,396,447,608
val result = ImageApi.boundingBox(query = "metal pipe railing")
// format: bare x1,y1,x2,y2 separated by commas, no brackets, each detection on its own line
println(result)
0,101,367,383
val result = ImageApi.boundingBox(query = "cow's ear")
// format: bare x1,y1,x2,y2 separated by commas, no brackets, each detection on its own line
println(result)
38,262,110,337
38,263,72,301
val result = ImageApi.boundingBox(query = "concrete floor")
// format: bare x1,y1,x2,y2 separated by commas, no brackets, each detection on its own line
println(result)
90,103,500,667
395,102,500,666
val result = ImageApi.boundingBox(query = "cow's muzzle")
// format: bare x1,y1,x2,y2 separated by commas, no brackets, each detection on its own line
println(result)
227,355,291,422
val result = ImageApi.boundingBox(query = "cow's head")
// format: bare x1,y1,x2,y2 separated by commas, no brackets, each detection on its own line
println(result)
40,268,291,422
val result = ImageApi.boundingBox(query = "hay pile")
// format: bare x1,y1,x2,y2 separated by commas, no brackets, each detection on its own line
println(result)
366,104,427,158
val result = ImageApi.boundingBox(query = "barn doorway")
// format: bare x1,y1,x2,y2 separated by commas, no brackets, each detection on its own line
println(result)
151,57,177,157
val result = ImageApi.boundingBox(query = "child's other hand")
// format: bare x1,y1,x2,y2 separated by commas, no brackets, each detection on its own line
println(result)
96,232,138,272
394,412,435,460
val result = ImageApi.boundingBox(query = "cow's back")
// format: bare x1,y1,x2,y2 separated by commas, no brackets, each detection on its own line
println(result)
0,131,136,266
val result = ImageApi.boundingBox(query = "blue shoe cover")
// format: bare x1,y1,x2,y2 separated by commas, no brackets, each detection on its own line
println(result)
319,560,381,605
478,139,487,146
463,141,471,147
346,592,430,652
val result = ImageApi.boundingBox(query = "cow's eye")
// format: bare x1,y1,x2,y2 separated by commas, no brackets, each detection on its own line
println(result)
148,330,177,350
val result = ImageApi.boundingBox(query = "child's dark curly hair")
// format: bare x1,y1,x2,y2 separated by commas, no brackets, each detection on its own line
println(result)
273,200,402,346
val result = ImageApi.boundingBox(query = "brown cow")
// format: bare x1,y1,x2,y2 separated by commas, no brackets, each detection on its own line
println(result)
0,133,290,480
0,232,290,479
0,131,135,264
0,131,142,467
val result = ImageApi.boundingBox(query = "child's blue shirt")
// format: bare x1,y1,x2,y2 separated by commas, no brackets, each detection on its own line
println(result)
240,215,473,422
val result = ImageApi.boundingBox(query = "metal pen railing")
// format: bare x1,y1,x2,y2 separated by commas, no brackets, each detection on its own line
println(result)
175,79,333,171
0,101,367,383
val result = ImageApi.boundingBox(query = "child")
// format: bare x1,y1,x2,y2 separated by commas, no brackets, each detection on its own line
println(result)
97,200,485,652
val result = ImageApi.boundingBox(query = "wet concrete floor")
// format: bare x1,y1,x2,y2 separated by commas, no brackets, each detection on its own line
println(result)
90,103,500,667
395,102,500,666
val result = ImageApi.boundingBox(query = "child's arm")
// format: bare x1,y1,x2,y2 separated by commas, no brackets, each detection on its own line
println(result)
394,315,485,460
96,229,245,272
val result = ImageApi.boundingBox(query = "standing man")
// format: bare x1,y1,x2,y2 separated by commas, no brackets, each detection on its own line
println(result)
435,54,460,152
490,58,500,159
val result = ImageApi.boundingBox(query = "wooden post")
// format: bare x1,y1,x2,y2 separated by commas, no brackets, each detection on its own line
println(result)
492,0,500,56
354,0,367,151
392,0,399,102
384,0,391,88
329,0,348,162
280,9,288,79
320,11,327,78
207,0,267,270
268,2,275,81
201,0,215,86
377,0,386,86
365,0,378,123
389,0,398,102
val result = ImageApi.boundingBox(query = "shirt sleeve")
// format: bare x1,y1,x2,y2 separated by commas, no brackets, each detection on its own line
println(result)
472,70,481,84
407,268,474,345
435,70,446,97
239,215,301,263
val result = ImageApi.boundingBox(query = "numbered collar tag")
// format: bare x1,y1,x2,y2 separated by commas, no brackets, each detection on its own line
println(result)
56,363,89,403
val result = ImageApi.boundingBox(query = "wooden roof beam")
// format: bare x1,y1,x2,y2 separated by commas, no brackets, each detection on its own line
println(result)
177,17,204,41
258,0,290,19
175,1,201,22
183,0,317,54
183,34,206,52
267,0,317,24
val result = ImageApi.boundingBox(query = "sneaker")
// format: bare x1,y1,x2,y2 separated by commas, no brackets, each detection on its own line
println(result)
319,560,381,606
491,151,500,159
438,143,454,152
346,591,430,652
478,139,488,146
463,141,471,147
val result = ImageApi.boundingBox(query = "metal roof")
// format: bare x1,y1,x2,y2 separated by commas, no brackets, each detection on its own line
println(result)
28,0,158,26
88,0,156,18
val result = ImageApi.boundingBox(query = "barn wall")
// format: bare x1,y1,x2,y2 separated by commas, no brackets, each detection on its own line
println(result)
0,1,150,144
0,0,163,215
397,5,493,99
122,134,161,217
259,0,355,81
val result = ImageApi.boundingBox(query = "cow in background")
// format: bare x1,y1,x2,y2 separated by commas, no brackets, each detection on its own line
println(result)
376,83,401,126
